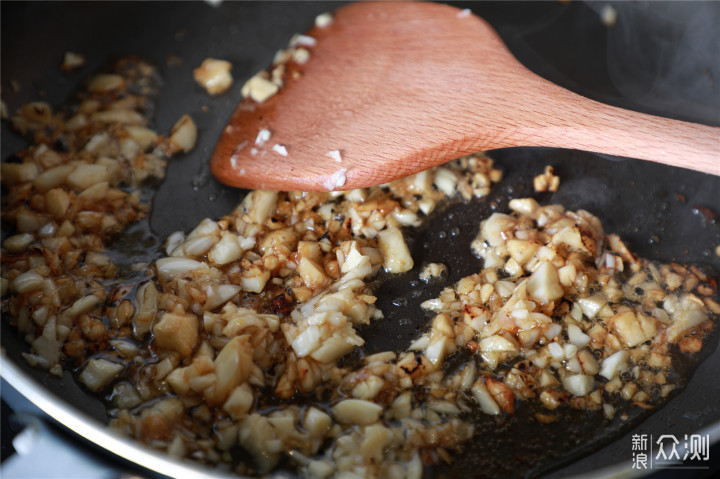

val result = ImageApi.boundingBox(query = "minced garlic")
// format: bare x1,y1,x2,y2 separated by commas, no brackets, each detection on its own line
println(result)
3,54,717,479
193,58,233,95
533,164,560,192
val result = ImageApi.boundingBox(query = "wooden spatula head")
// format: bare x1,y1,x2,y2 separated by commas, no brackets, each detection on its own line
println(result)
210,2,521,191
210,1,720,191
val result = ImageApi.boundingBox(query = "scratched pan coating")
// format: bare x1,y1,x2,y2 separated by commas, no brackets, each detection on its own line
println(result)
1,1,719,478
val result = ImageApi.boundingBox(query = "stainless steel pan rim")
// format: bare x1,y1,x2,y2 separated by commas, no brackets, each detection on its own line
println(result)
1,355,241,479
5,350,719,479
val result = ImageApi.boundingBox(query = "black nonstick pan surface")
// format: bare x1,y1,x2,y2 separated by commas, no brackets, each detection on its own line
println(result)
2,2,720,478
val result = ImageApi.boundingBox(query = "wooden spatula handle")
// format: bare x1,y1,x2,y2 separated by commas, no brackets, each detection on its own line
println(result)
437,58,720,176
521,80,720,174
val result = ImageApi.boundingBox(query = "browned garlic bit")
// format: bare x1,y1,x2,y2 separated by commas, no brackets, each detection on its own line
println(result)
417,198,718,421
193,58,234,95
2,89,502,478
1,58,196,379
106,155,501,477
533,165,560,192
419,263,448,282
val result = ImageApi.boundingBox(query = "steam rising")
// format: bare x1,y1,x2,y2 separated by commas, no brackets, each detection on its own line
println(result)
587,1,720,125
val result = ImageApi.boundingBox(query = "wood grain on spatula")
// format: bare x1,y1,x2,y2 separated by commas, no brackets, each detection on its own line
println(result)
210,1,720,192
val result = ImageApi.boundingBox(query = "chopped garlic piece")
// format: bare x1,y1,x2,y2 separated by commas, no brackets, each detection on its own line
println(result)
79,358,124,392
332,399,383,425
256,128,272,146
601,4,618,27
61,51,85,71
323,168,347,191
241,73,279,103
153,311,199,357
419,263,447,282
193,58,233,95
378,226,413,273
168,114,197,153
289,34,317,48
315,12,334,28
326,150,342,163
272,144,288,156
5,57,713,479
533,165,560,192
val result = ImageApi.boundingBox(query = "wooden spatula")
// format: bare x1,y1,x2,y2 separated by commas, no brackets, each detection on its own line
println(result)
210,1,720,191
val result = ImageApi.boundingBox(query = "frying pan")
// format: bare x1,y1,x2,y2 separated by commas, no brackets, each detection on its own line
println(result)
2,1,719,478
